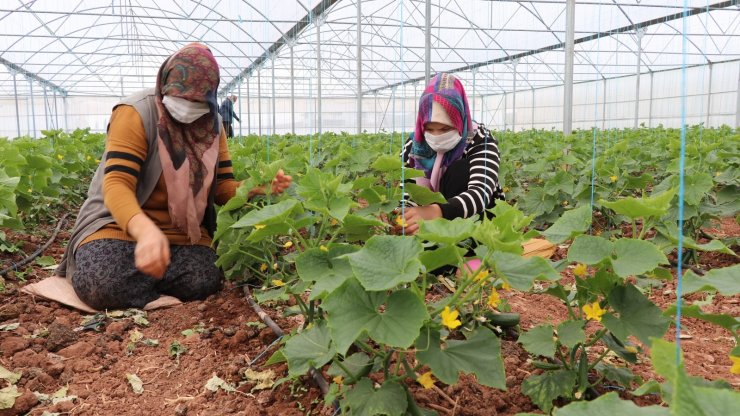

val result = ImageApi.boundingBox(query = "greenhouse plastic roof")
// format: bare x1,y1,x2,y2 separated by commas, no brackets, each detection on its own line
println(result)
0,0,738,98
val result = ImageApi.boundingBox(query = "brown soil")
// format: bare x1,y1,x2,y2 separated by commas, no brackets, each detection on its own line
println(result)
1,217,738,415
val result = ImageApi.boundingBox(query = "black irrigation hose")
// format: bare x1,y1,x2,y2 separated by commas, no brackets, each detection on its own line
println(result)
243,285,338,411
0,212,70,278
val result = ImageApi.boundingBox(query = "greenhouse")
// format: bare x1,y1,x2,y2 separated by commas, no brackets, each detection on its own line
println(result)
0,1,738,415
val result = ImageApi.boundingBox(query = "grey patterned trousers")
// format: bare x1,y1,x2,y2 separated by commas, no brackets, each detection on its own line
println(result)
72,239,223,310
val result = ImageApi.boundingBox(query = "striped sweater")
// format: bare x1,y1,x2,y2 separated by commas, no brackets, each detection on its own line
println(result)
81,105,240,247
402,124,505,219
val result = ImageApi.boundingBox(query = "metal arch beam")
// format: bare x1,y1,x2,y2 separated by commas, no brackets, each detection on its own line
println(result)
5,3,269,94
18,1,117,95
366,0,737,94
219,0,342,96
0,56,66,94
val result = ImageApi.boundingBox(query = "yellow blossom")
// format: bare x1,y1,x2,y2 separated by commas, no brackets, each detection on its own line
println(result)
440,306,461,330
503,187,510,193
272,279,285,287
57,154,64,160
27,188,32,193
95,159,101,163
501,281,511,291
272,263,279,270
333,375,344,385
610,175,618,183
416,371,435,389
395,216,407,227
254,224,266,230
583,302,606,322
86,155,91,161
320,245,329,252
259,263,268,272
573,263,588,278
330,218,338,226
488,289,501,309
715,171,722,177
730,356,740,375
625,346,638,354
283,241,293,249
473,269,490,282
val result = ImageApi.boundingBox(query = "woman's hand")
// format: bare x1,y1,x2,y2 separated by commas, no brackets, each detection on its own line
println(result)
127,213,171,279
249,169,293,198
401,205,443,235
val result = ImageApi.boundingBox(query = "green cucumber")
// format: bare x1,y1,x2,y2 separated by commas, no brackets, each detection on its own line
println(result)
485,312,520,328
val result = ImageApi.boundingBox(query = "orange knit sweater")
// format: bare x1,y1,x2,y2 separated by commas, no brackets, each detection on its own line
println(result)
81,105,240,247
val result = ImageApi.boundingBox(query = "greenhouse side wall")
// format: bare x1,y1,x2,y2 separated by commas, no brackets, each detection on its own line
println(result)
0,61,737,139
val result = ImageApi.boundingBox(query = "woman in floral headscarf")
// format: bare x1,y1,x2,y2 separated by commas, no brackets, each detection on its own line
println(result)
56,43,291,310
399,73,505,235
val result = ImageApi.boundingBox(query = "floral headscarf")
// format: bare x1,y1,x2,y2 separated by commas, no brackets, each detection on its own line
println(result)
155,42,221,243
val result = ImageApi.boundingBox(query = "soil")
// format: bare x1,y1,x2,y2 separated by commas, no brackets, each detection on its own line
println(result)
1,217,738,415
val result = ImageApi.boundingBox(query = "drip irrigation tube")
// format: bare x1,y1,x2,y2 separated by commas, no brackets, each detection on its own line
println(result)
243,285,336,410
0,213,70,277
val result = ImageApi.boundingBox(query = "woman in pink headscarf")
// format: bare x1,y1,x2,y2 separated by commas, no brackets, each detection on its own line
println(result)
400,73,505,235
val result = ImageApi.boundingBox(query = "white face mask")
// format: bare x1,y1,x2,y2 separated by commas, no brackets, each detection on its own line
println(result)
424,130,462,152
162,95,210,124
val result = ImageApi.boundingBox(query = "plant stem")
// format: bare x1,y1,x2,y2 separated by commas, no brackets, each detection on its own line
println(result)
585,328,609,347
333,360,359,384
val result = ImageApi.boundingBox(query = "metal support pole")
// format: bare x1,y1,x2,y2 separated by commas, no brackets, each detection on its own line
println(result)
238,80,243,137
424,0,431,84
271,58,276,135
503,92,507,131
53,90,59,130
634,28,645,129
258,69,262,136
563,0,575,135
602,79,607,131
532,88,536,130
512,60,518,131
472,68,477,118
648,71,654,128
63,95,68,132
374,93,378,133
356,0,362,134
246,75,251,135
43,85,49,131
317,20,323,134
705,62,713,127
12,71,21,138
736,65,740,128
290,45,295,134
29,78,36,138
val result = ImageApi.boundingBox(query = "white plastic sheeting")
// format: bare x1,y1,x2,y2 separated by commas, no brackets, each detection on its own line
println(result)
0,0,738,138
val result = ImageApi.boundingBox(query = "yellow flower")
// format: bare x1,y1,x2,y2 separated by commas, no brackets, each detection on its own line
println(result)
254,224,266,230
333,375,343,385
440,306,461,330
259,263,268,272
57,154,63,160
573,263,588,278
320,245,329,252
501,281,511,291
625,345,638,354
503,187,510,193
95,159,101,163
272,263,279,270
731,356,740,375
715,171,721,177
416,372,435,389
27,188,32,193
330,218,338,226
473,269,490,282
283,241,293,249
488,289,501,309
86,155,91,161
583,302,606,322
610,175,618,183
395,216,407,227
272,279,285,287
